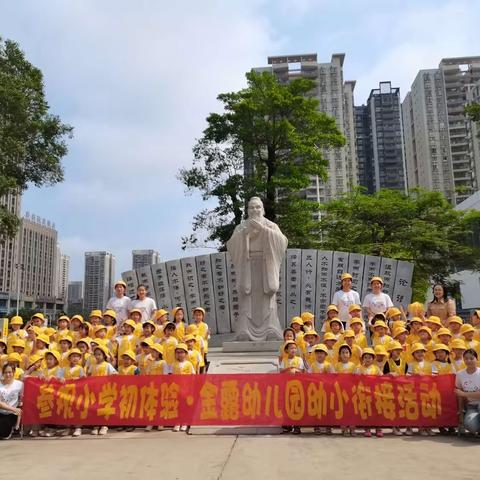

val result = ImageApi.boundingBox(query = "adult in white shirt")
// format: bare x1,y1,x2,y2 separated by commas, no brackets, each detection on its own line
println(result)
331,272,361,329
362,276,393,326
131,284,157,323
0,364,23,439
105,280,132,328
455,349,480,434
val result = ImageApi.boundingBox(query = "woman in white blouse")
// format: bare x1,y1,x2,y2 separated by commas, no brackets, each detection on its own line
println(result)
0,363,23,439
331,272,361,329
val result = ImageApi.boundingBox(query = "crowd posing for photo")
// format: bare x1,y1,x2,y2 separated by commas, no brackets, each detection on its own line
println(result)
1,277,480,440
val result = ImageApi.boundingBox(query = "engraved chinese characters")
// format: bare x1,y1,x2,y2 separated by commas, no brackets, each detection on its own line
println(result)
226,197,288,341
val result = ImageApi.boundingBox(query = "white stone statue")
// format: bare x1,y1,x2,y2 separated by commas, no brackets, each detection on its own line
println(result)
227,197,288,341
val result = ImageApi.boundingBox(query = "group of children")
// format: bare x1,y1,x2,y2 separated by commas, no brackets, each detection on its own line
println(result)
0,305,210,437
279,303,480,436
1,291,479,439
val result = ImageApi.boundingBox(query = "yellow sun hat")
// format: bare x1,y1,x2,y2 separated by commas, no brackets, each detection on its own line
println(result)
433,343,450,353
450,339,467,350
175,343,189,353
387,340,403,351
410,343,427,354
374,345,388,356
314,344,328,354
68,348,82,357
290,317,304,326
301,311,315,322
323,332,337,342
460,324,475,335
448,316,463,326
150,344,164,355
362,347,376,357
45,350,61,362
121,350,137,361
10,316,23,326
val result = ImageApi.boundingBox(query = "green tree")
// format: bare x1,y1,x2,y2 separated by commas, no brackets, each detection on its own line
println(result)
0,38,73,238
465,102,480,122
319,188,480,300
179,70,345,249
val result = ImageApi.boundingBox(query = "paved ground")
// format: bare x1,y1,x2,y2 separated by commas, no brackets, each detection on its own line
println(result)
2,429,479,480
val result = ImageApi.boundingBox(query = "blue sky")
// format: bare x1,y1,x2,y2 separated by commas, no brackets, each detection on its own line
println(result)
1,0,479,280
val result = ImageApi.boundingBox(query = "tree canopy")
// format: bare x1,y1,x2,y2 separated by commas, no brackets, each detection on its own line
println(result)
179,70,345,249
318,188,480,299
0,38,73,238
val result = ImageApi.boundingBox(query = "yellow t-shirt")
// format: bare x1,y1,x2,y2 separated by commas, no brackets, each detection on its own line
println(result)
386,358,406,375
310,360,331,373
407,360,433,375
171,360,195,375
173,322,186,342
334,361,356,374
147,359,169,375
354,333,367,349
161,337,178,366
136,352,153,374
119,365,137,376
64,365,85,380
187,349,203,373
356,364,381,375
280,356,305,371
432,361,455,375
41,366,61,380
194,321,209,353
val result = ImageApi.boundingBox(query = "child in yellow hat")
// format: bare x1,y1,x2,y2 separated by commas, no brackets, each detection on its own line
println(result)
128,309,144,337
290,317,306,351
322,333,338,363
327,318,344,343
406,317,423,345
461,324,480,357
334,344,356,436
355,348,383,437
321,304,339,333
159,322,178,367
76,338,91,369
279,328,296,364
407,343,434,435
302,330,319,369
70,315,84,343
171,343,195,433
192,307,210,362
374,345,388,372
102,310,117,340
279,340,305,435
418,326,435,362
154,309,169,340
450,339,467,372
171,307,186,342
432,344,455,375
349,318,367,349
64,348,86,438
184,335,203,374
147,344,169,375
57,334,73,369
279,341,305,374
340,330,362,365
447,316,463,339
371,320,393,349
301,311,315,332
89,345,117,436
115,319,138,361
6,353,24,380
347,304,365,331
136,338,153,374
9,339,27,369
120,350,140,375
384,341,407,376
309,344,332,374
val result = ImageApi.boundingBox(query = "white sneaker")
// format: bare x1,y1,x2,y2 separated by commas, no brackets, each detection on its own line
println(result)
180,425,188,432
98,426,108,436
72,428,82,437
393,427,403,436
44,429,54,437
173,425,180,432
145,426,153,432
91,427,99,436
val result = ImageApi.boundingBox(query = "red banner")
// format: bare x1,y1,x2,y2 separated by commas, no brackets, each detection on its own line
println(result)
22,374,458,427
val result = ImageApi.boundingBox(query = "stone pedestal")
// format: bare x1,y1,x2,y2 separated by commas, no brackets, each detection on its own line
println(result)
222,341,281,353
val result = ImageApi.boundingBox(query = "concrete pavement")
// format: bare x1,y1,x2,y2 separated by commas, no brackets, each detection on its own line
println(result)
1,429,479,480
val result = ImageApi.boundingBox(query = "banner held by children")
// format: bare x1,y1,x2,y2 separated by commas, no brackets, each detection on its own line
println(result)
22,373,457,427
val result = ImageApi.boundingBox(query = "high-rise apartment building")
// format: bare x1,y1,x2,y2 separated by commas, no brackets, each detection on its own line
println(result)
355,82,406,193
83,251,115,312
403,57,480,204
55,250,69,301
0,193,21,295
67,280,83,313
354,105,374,193
17,214,58,298
252,53,358,205
440,57,480,203
132,250,160,270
